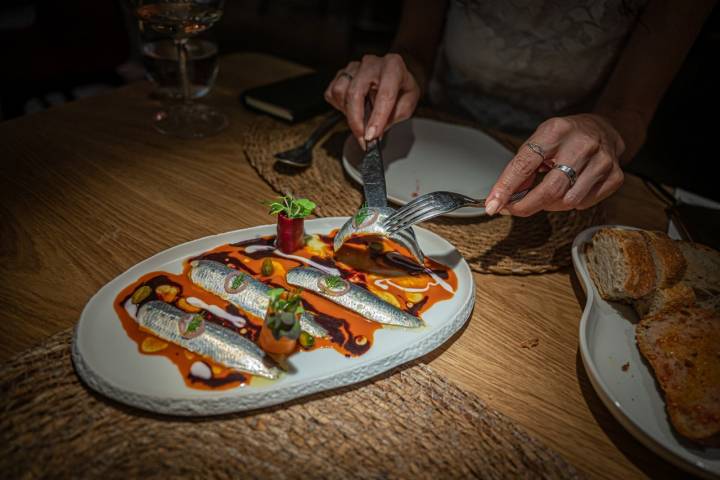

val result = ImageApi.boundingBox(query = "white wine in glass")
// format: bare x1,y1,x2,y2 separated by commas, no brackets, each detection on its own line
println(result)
134,0,228,138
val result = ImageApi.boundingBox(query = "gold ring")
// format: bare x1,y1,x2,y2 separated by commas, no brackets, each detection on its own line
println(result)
526,142,545,161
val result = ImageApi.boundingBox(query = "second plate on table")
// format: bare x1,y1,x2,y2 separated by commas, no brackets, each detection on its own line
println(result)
573,225,720,479
342,118,514,218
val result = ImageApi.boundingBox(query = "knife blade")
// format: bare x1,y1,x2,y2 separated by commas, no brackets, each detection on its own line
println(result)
360,98,388,209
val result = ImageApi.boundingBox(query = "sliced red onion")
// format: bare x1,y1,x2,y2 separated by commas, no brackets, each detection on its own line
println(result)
317,276,351,297
178,313,206,339
224,271,249,294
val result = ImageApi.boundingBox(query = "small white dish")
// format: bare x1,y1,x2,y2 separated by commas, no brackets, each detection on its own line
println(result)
572,225,720,479
342,118,514,218
72,217,475,416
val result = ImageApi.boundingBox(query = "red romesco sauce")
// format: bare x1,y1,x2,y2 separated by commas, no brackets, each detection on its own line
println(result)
114,231,458,390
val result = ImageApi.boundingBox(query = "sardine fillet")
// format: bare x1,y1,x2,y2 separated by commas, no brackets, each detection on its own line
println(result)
189,260,329,338
137,300,280,379
286,267,423,328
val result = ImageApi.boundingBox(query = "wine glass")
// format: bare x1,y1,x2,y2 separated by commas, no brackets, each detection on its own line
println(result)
133,0,228,138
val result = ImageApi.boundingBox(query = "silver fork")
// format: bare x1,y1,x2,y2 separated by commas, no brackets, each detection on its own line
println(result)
382,189,529,236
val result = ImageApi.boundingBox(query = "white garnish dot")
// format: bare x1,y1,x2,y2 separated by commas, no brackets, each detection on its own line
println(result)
186,297,246,327
190,361,212,380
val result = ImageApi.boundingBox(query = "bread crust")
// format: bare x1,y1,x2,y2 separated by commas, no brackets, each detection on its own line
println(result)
641,231,687,288
634,282,696,318
636,307,720,442
614,230,656,299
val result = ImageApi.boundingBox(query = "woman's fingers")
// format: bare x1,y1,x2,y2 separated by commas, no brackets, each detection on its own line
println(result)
576,166,624,209
484,122,565,215
345,55,385,147
365,54,405,141
324,61,359,112
324,54,420,149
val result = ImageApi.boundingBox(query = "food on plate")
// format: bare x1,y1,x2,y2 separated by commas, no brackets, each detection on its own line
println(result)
639,230,687,288
286,266,423,328
677,241,720,312
634,282,695,318
636,307,720,443
137,300,280,380
585,228,655,301
258,288,303,355
189,259,329,339
114,209,458,390
265,194,316,253
585,226,720,443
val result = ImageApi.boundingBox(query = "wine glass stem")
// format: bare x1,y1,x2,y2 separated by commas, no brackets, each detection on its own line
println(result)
175,37,191,104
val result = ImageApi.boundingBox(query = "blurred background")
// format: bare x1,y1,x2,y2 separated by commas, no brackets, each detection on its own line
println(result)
0,0,717,201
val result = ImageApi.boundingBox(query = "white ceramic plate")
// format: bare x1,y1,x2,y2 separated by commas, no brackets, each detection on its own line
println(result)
342,118,514,218
572,225,720,479
72,217,474,416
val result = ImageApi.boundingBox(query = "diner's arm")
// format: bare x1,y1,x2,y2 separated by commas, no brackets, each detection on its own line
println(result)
486,0,717,216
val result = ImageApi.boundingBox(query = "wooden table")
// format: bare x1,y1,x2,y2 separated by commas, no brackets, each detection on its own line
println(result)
0,53,683,479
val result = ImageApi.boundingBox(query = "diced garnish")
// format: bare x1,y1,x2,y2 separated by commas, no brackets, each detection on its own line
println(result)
299,331,315,349
261,258,274,276
131,285,152,304
155,285,179,303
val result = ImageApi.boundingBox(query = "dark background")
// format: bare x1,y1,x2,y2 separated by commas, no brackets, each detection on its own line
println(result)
0,0,717,201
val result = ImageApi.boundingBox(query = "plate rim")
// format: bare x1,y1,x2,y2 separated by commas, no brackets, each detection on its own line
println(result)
341,117,513,219
72,217,475,416
572,224,719,479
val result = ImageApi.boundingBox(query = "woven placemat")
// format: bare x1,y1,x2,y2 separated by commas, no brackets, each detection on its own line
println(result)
1,328,582,479
243,109,604,274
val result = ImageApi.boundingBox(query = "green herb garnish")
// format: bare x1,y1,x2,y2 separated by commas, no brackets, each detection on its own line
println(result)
186,314,203,333
324,275,345,289
353,202,371,226
266,288,304,340
231,273,246,289
264,194,316,219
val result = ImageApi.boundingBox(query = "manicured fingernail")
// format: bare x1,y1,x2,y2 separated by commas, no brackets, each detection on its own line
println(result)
365,126,376,141
485,198,500,215
357,137,366,150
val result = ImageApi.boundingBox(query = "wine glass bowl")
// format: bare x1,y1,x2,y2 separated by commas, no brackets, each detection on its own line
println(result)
133,0,228,138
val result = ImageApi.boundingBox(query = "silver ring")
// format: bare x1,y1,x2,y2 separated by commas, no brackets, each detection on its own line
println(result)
526,142,545,161
338,71,353,81
553,164,577,187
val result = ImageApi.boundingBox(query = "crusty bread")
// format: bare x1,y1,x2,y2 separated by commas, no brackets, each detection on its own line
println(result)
636,307,720,442
640,230,686,288
677,241,720,312
634,282,696,318
586,228,656,301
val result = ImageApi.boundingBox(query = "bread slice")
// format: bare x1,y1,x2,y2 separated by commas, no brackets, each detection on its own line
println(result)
634,282,696,318
677,241,720,312
640,230,686,288
636,307,720,442
586,228,656,301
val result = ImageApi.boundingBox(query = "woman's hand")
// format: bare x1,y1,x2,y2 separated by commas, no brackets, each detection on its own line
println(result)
324,54,421,149
484,114,626,216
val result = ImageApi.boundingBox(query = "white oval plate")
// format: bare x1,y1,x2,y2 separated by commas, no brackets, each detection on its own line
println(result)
342,118,514,218
572,225,720,479
72,217,475,416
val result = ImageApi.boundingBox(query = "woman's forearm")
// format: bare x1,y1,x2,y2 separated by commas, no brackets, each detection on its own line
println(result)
594,0,717,163
390,0,448,95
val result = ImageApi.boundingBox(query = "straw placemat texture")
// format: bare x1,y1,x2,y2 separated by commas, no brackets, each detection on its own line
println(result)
1,328,582,479
243,109,604,274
